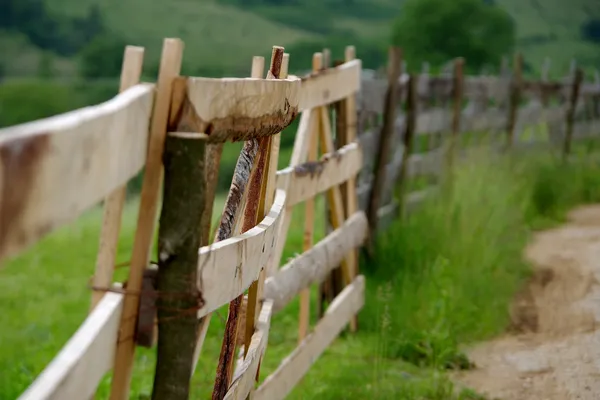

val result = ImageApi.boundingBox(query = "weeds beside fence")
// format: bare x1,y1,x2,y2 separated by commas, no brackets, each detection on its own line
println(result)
0,37,599,400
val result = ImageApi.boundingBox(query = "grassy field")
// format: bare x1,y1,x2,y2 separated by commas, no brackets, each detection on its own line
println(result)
2,137,600,399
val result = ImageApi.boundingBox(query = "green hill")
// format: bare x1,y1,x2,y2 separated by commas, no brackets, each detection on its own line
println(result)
2,0,599,78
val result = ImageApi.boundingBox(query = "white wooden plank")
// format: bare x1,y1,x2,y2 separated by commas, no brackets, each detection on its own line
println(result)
19,291,124,400
0,84,155,264
276,142,362,207
196,190,286,318
255,276,365,400
297,59,361,110
225,300,273,400
263,212,368,313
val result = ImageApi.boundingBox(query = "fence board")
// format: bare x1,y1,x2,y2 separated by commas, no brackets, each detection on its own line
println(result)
196,190,285,318
276,142,362,207
255,276,365,400
263,212,368,312
297,59,361,111
19,291,124,400
181,76,301,143
225,300,273,400
0,84,155,264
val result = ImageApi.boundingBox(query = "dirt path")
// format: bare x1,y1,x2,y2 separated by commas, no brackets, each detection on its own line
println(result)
454,205,600,400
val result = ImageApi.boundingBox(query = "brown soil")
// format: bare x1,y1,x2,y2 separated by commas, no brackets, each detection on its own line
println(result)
454,205,600,400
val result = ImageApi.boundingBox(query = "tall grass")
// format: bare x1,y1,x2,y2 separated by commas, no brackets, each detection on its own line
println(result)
361,145,600,376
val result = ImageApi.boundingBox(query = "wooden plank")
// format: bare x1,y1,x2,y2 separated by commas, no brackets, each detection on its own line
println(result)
19,291,124,400
179,75,301,143
255,276,365,400
263,212,368,313
297,59,361,111
0,83,154,265
196,190,285,318
90,45,145,312
224,300,273,400
276,142,362,207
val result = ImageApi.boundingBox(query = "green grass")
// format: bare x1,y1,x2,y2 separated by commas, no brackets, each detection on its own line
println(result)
2,138,600,399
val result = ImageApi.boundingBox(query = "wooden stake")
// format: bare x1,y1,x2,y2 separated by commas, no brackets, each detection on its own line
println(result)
298,54,318,343
506,52,523,150
563,68,584,160
90,46,144,312
109,38,183,400
367,47,401,239
213,47,284,400
448,57,464,172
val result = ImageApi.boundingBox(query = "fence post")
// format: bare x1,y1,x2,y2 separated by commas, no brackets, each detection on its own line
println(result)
397,73,417,218
213,47,285,400
447,57,464,172
90,46,144,312
151,132,206,400
506,52,523,150
109,38,183,400
563,68,584,160
366,46,402,239
299,53,320,343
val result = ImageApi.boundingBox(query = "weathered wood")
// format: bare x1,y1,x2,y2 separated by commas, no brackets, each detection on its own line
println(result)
276,142,363,207
0,83,154,265
563,68,584,160
264,212,368,313
151,131,206,400
256,276,365,400
224,301,273,400
20,290,124,400
367,47,401,237
176,75,300,143
110,38,183,400
90,46,145,312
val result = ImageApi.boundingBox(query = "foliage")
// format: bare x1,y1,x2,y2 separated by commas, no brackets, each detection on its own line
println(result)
0,0,104,56
78,33,129,79
361,145,600,372
581,18,600,43
391,0,516,71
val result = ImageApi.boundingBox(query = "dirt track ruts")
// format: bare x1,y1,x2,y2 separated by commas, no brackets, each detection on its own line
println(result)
454,205,600,400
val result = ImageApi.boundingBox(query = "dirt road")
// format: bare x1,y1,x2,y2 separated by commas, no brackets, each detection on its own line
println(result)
455,205,600,400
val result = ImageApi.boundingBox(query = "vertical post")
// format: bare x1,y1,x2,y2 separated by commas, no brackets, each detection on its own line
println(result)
212,46,285,400
151,131,206,400
189,55,266,376
367,47,402,240
109,38,183,400
90,46,144,312
397,73,417,218
447,57,464,172
563,68,584,160
506,52,523,150
298,54,319,343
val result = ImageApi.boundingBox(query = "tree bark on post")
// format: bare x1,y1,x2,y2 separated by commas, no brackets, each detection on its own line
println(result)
366,47,401,241
563,68,584,161
151,132,206,400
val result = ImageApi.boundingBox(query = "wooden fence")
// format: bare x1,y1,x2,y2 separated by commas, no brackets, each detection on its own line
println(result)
1,37,600,400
